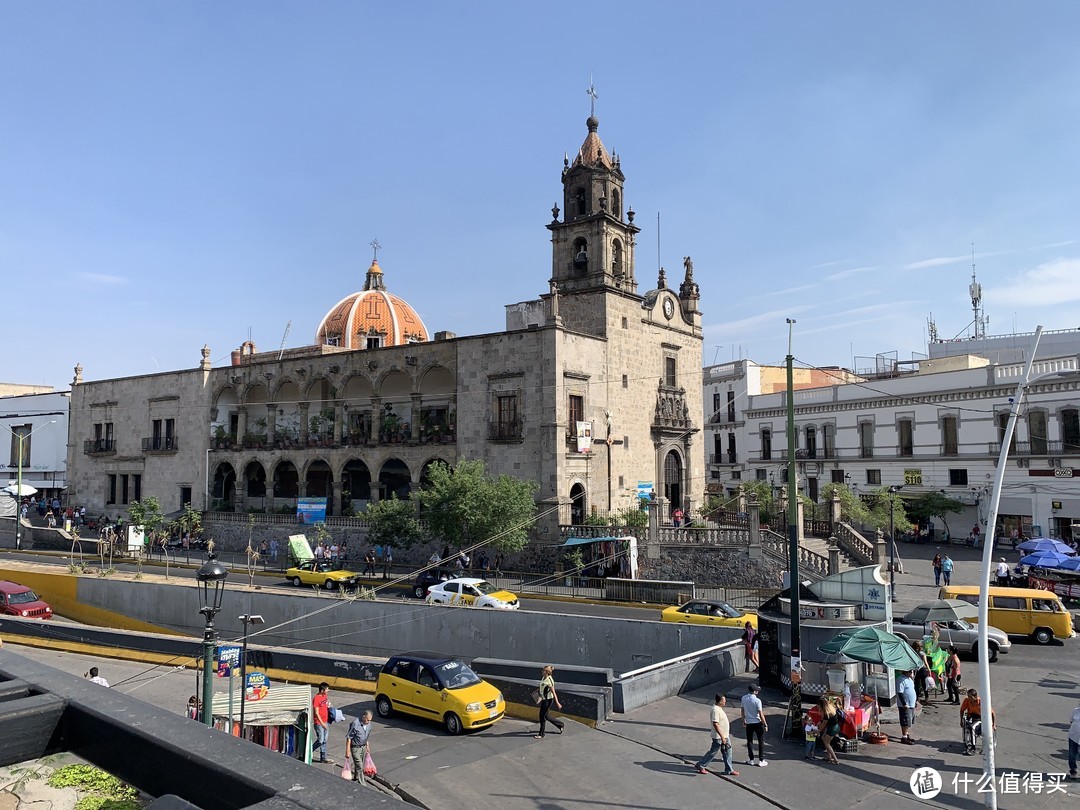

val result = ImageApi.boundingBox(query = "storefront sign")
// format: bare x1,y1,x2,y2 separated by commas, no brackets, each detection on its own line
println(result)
904,468,923,486
217,645,241,678
297,497,327,524
245,671,269,702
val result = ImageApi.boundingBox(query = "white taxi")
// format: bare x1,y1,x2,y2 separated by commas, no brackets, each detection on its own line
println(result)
426,578,519,610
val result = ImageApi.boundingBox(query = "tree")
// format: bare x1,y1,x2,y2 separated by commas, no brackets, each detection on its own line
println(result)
821,483,872,526
173,502,203,541
867,488,915,535
364,496,423,550
741,480,776,521
907,491,964,537
128,497,165,544
414,459,538,553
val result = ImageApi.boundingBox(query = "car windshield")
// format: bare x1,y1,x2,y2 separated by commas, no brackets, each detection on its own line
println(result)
715,602,743,618
950,619,973,630
434,660,483,690
472,581,500,595
7,590,40,605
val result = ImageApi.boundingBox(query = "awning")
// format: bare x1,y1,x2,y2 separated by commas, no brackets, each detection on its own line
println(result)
211,683,312,726
3,480,66,490
562,535,624,547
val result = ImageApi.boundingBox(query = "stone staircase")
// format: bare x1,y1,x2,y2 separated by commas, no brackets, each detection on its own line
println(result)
801,536,859,571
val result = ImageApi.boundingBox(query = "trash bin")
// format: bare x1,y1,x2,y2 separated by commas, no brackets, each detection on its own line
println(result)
826,667,847,693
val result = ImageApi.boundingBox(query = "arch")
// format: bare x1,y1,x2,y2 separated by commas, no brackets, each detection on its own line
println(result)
417,363,455,393
243,382,270,406
612,188,621,218
573,186,588,218
378,457,413,501
271,460,300,499
273,381,303,443
420,458,452,486
304,375,335,404
341,374,375,401
569,482,587,526
212,387,240,439
341,459,372,508
304,460,334,515
611,238,623,275
573,237,588,275
212,462,237,509
663,449,684,516
243,460,267,498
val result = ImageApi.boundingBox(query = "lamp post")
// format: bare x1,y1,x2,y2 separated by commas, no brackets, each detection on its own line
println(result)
237,613,264,736
887,485,903,602
3,420,58,551
195,554,229,726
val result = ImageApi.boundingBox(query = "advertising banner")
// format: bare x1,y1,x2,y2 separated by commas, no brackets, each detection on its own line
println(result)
637,481,654,509
217,645,241,678
575,421,592,453
244,671,269,702
288,534,313,562
297,497,327,524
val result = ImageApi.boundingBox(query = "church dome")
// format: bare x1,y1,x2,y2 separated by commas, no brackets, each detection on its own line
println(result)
315,259,429,349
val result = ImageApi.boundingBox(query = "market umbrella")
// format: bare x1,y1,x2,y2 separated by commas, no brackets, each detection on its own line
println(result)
1017,538,1075,555
1,483,37,497
818,626,924,671
902,599,979,625
1053,557,1080,572
1019,551,1073,568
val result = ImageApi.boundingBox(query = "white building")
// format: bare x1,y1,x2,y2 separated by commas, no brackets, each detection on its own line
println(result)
1,389,70,499
708,350,1080,542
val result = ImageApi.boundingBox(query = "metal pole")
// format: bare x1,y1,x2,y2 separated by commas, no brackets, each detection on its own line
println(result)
239,619,249,736
201,617,216,726
978,325,1042,810
890,503,896,601
15,435,23,551
785,319,800,659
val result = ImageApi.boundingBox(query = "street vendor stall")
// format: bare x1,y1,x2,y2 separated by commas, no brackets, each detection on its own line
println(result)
211,683,312,763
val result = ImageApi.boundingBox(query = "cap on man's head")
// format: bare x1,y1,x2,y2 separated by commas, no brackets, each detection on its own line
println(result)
748,683,761,693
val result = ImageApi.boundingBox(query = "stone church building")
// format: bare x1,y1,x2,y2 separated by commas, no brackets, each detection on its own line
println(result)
65,113,704,542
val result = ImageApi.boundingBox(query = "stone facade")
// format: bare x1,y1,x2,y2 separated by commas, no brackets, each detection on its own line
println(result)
64,113,705,546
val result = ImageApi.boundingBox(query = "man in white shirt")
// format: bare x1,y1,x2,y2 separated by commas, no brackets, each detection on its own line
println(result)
996,558,1011,587
694,693,739,776
1068,700,1079,780
85,667,109,687
740,683,768,766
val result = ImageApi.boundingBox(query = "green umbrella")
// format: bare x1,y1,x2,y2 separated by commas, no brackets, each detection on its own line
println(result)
818,626,923,671
902,599,979,625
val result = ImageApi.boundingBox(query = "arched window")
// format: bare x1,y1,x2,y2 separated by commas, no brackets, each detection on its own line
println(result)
612,189,621,218
573,187,588,218
612,239,623,275
573,238,588,275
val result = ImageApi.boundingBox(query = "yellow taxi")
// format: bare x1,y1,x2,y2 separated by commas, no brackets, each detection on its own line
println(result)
284,560,360,590
425,577,519,609
661,599,758,629
375,652,505,735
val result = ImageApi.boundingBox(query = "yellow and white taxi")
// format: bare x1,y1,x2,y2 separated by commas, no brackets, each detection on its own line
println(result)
661,599,758,629
375,652,504,735
425,577,519,609
284,560,360,590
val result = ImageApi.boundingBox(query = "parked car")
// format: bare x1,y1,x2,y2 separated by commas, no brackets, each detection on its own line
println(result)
412,569,450,599
426,578,519,609
0,581,53,619
660,599,758,629
374,651,504,734
284,560,360,590
891,614,1011,662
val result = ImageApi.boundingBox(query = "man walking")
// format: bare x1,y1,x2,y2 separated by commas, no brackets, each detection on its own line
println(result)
345,710,373,783
896,669,918,745
694,694,738,776
84,667,109,687
740,684,768,767
311,682,333,764
996,557,1011,587
1068,699,1079,780
941,554,954,586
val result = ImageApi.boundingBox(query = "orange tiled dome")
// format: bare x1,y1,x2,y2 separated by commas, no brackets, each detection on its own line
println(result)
315,260,429,349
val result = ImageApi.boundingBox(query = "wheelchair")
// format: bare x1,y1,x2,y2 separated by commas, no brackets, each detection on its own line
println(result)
962,715,984,755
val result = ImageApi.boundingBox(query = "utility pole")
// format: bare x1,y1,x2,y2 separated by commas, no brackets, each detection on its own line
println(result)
785,319,801,667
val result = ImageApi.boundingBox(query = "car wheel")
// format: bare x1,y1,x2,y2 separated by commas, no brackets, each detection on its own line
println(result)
1033,627,1054,645
444,712,462,735
987,643,999,663
291,577,302,587
324,579,338,590
414,585,426,599
375,694,393,718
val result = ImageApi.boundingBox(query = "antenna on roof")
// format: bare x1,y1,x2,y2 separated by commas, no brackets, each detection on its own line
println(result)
657,212,662,276
927,312,939,342
277,320,292,361
968,242,986,339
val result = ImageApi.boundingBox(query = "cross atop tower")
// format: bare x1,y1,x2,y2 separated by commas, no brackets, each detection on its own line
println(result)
586,76,598,117
369,238,382,262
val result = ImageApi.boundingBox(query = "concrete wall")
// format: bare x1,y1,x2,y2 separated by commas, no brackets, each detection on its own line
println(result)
9,566,732,676
612,637,744,713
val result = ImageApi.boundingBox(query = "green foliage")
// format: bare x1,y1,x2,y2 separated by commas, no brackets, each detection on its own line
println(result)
364,497,423,549
414,459,538,552
613,507,648,528
741,480,776,521
907,491,964,534
821,483,872,525
127,497,164,538
76,797,141,810
562,548,585,573
862,487,915,534
583,512,608,527
48,765,138,805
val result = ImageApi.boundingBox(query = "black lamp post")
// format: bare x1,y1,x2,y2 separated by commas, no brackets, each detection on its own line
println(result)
237,613,264,736
195,553,229,726
888,485,903,602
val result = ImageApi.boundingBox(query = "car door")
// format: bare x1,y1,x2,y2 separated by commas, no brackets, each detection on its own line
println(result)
411,665,443,719
440,582,460,604
461,584,481,606
989,596,1027,635
384,660,416,711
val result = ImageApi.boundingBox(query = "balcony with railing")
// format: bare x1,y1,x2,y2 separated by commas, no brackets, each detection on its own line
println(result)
83,439,116,455
142,436,179,453
988,440,1076,456
709,452,739,465
489,420,524,442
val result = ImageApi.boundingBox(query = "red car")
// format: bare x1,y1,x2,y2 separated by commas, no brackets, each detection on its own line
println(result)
0,581,53,619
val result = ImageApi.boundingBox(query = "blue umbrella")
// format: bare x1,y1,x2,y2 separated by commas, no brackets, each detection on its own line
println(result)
1017,538,1075,555
1019,550,1073,568
1056,557,1080,572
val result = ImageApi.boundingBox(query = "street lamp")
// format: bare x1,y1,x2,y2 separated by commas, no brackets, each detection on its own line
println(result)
887,485,903,602
237,613,264,736
3,420,57,551
195,554,229,726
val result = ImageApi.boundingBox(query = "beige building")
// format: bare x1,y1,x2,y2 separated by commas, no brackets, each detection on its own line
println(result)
65,113,704,539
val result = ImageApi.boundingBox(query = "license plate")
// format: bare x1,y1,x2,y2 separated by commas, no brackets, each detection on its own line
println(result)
488,709,498,718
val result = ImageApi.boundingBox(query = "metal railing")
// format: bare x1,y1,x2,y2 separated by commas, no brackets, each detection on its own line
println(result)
988,440,1074,455
489,421,523,441
83,439,115,454
142,436,178,452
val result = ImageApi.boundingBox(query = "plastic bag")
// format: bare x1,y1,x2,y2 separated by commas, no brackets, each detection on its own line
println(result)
340,761,352,780
363,751,377,778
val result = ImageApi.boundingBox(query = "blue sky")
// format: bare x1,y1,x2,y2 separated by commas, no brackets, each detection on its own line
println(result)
4,2,1080,388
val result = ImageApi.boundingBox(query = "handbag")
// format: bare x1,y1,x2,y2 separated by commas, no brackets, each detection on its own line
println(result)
363,751,377,778
340,761,352,780
530,689,542,704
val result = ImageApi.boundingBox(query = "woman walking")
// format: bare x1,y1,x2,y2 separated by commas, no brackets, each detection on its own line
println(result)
817,698,840,764
534,665,565,739
945,646,962,704
741,621,759,672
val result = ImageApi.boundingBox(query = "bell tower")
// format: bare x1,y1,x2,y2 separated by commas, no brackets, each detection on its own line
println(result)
547,112,639,296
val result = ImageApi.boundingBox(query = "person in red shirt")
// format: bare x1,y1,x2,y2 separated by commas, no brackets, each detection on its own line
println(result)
312,682,333,764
